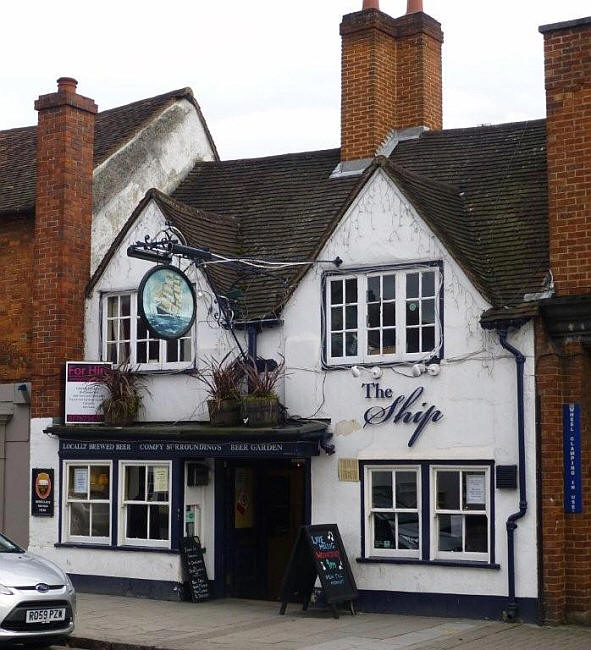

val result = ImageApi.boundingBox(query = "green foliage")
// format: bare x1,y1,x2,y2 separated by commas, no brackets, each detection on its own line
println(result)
94,361,148,425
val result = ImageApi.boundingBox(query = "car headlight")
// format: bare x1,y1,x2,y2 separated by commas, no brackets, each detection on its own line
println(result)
64,572,75,593
0,583,14,595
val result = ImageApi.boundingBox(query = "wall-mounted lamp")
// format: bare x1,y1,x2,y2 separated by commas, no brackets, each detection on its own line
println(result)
411,363,426,377
351,365,361,378
370,366,383,379
426,364,441,376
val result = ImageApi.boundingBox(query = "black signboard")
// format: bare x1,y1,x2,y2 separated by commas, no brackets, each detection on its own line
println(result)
31,468,54,517
279,524,357,618
180,536,210,602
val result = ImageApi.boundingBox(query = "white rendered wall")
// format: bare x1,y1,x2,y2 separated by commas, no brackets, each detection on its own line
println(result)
257,169,538,599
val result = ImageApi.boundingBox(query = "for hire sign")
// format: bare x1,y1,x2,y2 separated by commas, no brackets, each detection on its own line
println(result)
362,383,443,446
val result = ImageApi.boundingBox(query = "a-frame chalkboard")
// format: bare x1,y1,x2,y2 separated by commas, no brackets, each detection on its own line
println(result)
279,524,357,619
181,536,210,602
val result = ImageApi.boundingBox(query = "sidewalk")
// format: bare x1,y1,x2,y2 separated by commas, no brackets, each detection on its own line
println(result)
65,593,591,650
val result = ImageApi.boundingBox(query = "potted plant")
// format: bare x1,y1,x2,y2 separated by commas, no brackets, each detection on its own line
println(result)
94,361,148,426
241,357,285,427
192,353,243,426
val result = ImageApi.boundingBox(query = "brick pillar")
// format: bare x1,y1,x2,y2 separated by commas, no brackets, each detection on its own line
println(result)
31,78,97,419
340,5,442,162
540,18,591,295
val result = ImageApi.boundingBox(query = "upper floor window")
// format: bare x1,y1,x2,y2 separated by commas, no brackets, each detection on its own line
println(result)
324,265,441,365
102,292,193,369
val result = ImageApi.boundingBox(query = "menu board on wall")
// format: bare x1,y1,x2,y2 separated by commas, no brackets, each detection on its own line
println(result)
279,524,357,619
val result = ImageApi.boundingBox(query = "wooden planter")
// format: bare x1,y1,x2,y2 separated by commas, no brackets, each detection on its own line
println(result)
207,399,242,427
241,397,279,427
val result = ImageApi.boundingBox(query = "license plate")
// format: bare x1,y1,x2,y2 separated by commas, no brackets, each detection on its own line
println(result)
25,608,66,624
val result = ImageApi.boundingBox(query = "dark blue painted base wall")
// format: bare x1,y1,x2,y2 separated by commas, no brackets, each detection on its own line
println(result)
70,574,185,601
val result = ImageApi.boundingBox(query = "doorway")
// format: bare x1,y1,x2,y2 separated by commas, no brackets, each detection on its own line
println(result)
222,459,307,600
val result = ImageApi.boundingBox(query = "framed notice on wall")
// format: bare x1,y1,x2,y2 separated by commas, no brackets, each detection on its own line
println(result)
31,469,54,517
65,362,111,424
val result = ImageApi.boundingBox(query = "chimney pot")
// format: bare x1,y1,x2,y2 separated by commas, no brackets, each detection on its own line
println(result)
57,77,78,94
407,0,423,13
362,0,380,9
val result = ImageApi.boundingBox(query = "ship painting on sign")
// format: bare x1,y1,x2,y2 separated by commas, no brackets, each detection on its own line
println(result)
141,268,194,337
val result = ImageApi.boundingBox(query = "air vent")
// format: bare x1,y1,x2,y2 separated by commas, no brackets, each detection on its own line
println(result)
496,465,518,489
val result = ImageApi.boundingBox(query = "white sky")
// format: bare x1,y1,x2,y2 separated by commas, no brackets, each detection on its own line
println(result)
2,1,590,160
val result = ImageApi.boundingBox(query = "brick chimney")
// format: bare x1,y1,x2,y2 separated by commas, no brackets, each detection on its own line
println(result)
540,18,591,296
340,0,443,162
31,78,97,419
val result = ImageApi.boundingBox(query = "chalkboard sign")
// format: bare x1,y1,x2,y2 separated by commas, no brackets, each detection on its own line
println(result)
180,536,209,602
279,524,357,618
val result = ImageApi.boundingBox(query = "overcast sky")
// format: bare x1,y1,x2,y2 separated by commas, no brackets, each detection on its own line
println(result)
2,1,590,160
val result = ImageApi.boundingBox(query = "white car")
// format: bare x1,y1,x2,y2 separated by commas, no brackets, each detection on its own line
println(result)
0,532,75,646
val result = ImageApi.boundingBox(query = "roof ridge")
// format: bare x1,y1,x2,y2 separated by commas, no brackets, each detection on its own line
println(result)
426,117,546,137
96,87,194,117
199,147,342,165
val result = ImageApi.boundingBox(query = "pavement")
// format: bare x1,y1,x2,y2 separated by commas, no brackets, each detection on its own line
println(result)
56,593,591,650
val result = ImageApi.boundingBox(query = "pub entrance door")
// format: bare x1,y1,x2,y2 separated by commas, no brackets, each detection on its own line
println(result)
223,459,306,600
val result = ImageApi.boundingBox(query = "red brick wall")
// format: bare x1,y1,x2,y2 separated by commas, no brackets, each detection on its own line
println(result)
31,80,97,419
340,9,442,162
542,22,591,295
536,320,591,623
0,215,34,381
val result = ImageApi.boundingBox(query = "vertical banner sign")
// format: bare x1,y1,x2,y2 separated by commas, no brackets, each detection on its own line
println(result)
31,469,54,517
563,403,582,513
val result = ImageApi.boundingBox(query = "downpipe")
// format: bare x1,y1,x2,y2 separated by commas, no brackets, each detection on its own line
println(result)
498,328,527,622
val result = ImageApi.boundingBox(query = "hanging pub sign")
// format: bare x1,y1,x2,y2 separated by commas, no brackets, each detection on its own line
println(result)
138,265,196,340
31,468,54,517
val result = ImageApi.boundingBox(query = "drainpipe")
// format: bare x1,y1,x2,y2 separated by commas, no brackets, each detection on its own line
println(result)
498,328,527,621
246,324,259,394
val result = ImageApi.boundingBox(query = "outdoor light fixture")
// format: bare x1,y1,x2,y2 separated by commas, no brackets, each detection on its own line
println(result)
370,366,383,379
426,364,441,376
350,366,361,377
127,245,173,264
411,363,426,377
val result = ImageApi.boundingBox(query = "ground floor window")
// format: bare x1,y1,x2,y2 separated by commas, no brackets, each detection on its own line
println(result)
362,461,493,565
64,462,111,544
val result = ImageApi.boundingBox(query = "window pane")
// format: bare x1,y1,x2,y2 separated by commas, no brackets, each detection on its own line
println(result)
367,330,380,355
107,343,117,364
331,307,343,331
397,512,419,550
148,341,160,362
180,338,192,361
423,272,435,296
373,513,396,549
438,514,463,552
137,319,148,339
331,333,343,357
149,504,169,540
383,275,396,300
383,303,395,326
422,327,435,352
367,277,380,302
126,504,148,539
330,280,343,305
406,301,419,326
345,332,358,356
107,297,118,318
437,471,460,509
463,472,486,510
465,515,488,552
345,305,357,330
90,466,109,500
91,503,110,537
345,279,357,303
107,320,117,341
367,303,380,328
406,328,419,353
70,502,90,536
372,472,392,508
120,318,131,341
118,342,130,363
148,466,169,502
406,274,419,298
120,295,131,317
136,342,147,364
422,299,435,324
125,466,146,501
68,466,88,499
167,339,179,363
396,472,417,508
383,329,396,354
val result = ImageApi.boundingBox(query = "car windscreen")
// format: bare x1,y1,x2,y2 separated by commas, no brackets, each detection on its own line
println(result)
0,533,23,553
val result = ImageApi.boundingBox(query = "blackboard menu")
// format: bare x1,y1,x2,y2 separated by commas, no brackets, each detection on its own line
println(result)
180,536,209,602
279,524,357,618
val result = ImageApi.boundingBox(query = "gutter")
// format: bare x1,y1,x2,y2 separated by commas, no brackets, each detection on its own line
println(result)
482,319,528,621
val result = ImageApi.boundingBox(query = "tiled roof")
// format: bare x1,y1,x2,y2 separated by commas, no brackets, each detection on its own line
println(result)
167,120,548,321
0,88,216,217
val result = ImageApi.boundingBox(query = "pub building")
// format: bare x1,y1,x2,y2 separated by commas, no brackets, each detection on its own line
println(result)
23,0,591,625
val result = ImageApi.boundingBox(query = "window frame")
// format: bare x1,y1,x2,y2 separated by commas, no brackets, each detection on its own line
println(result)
118,461,173,549
360,460,495,567
323,262,443,368
62,460,112,545
100,290,195,371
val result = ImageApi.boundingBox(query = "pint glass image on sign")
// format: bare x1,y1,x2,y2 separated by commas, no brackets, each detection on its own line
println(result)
138,266,196,340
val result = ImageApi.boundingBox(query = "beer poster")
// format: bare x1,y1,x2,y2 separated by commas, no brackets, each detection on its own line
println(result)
31,468,54,517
